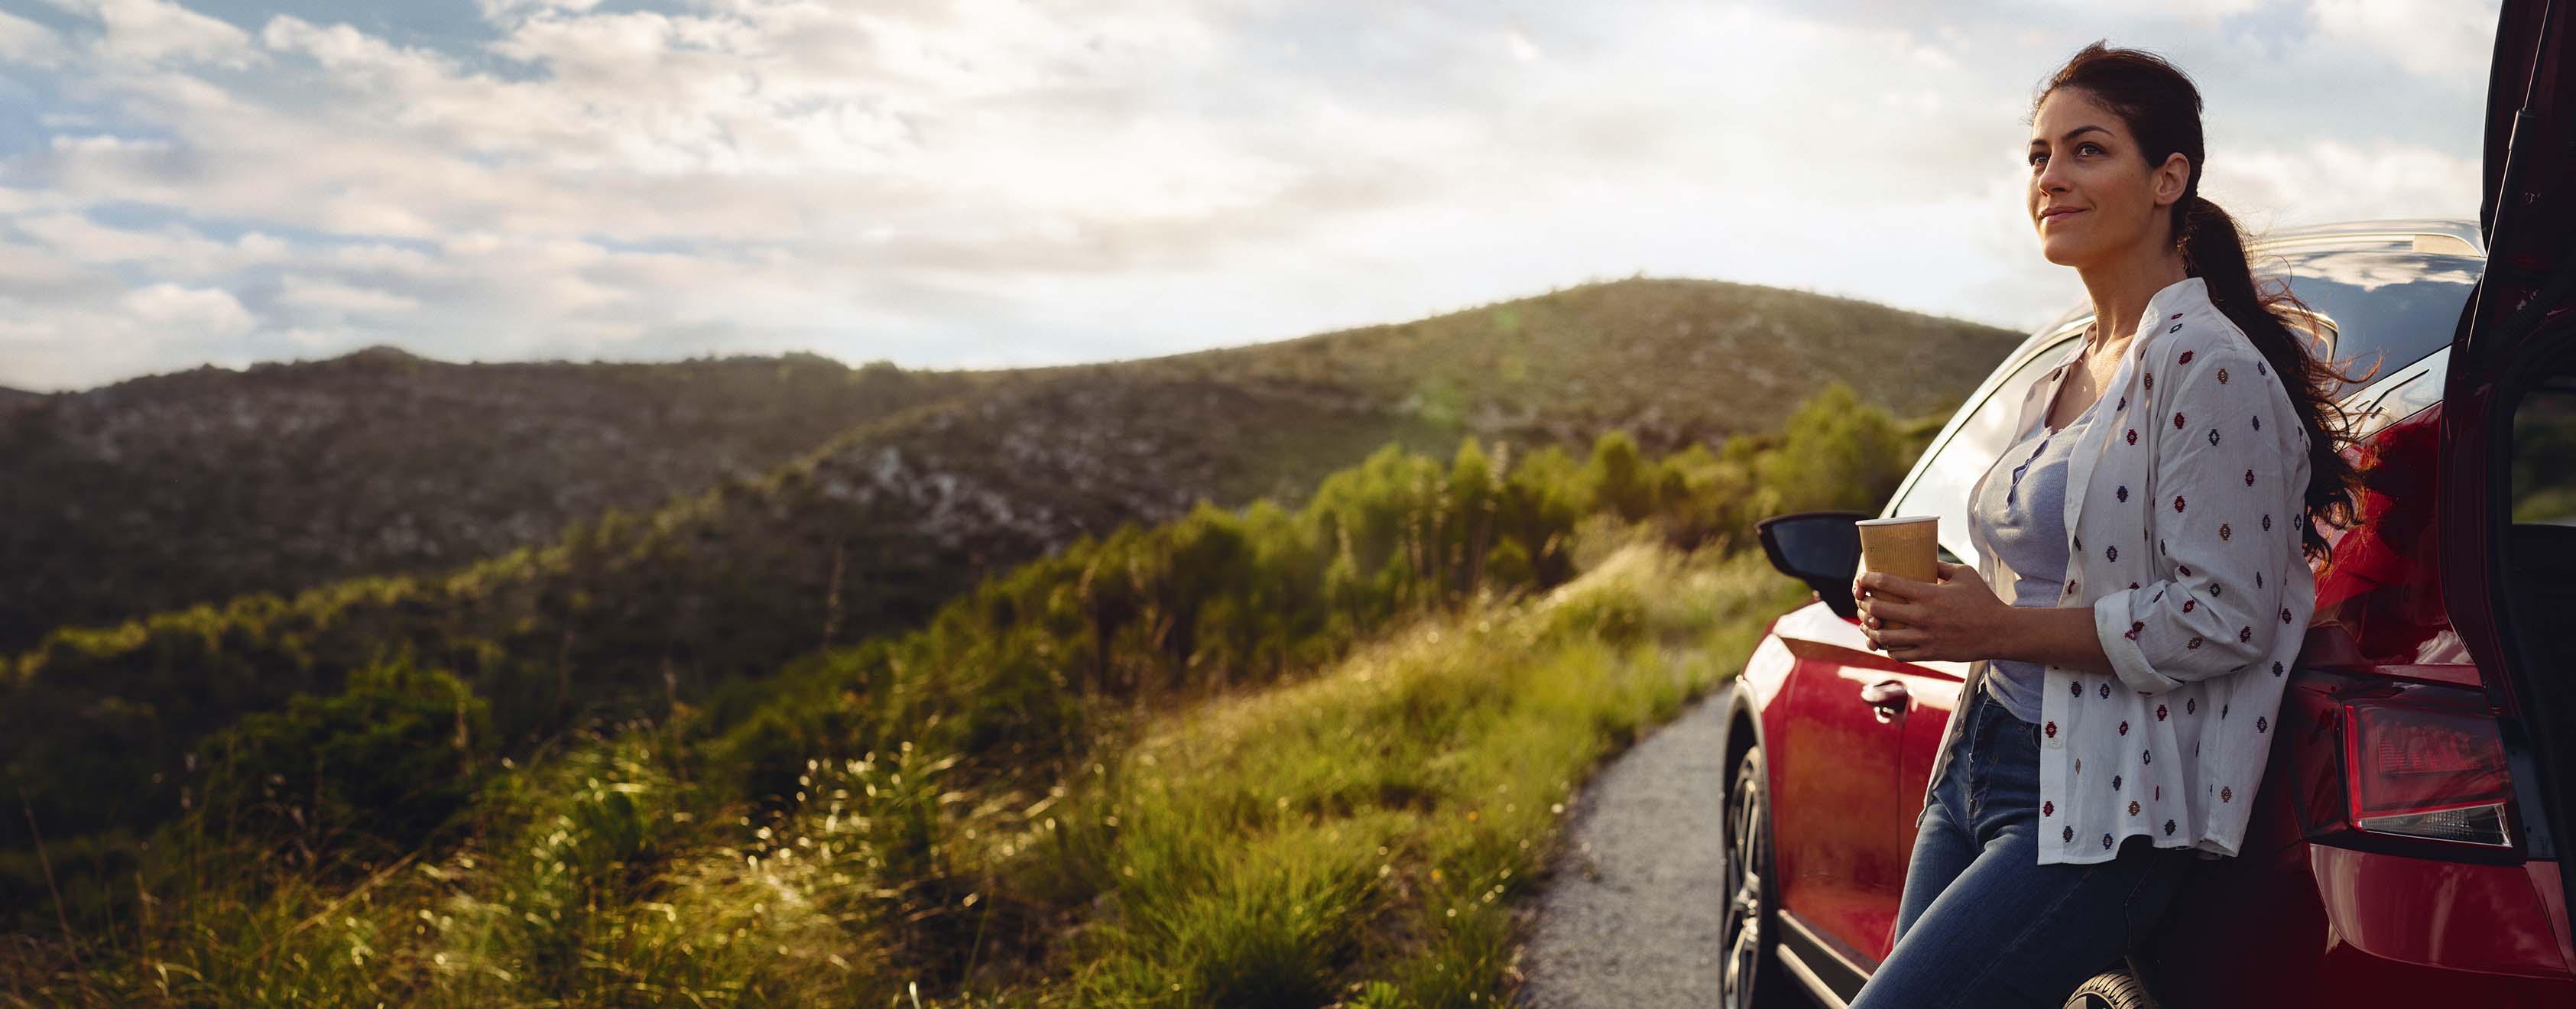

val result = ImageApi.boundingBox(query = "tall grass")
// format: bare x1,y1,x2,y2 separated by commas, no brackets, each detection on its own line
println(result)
1030,540,1804,1006
6,536,1802,1007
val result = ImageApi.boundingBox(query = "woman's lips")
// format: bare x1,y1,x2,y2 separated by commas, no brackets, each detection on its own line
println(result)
2042,209,2087,225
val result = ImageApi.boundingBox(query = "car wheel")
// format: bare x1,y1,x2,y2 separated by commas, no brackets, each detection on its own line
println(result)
1721,745,1799,1008
2063,968,2156,1009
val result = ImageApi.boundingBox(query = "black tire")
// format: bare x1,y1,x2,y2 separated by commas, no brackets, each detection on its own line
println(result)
2064,968,2158,1009
1721,745,1802,1008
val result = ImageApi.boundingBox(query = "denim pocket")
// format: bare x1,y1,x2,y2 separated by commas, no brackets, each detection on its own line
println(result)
1965,699,1996,815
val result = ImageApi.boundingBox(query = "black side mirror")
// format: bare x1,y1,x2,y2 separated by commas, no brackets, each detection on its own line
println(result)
1757,511,1867,619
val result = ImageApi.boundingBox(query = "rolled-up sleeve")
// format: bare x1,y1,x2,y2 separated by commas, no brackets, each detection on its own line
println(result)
2093,343,2308,696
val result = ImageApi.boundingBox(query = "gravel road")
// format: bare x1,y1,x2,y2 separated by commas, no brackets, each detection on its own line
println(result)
1511,679,1738,1006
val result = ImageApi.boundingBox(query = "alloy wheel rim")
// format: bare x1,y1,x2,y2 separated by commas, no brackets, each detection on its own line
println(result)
1721,763,1765,1009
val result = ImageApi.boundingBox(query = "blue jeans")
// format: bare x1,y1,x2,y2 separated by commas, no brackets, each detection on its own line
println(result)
1846,681,2202,1009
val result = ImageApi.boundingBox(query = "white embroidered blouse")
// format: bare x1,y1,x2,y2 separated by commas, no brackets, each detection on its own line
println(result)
1928,274,2318,866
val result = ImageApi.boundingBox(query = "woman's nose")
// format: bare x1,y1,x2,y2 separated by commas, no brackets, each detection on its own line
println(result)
2035,164,2072,198
2033,183,2068,218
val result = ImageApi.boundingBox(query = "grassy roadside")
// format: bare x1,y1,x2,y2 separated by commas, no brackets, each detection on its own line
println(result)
1017,537,1807,1005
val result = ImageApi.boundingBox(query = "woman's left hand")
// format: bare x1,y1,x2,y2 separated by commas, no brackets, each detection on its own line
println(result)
1852,561,2008,662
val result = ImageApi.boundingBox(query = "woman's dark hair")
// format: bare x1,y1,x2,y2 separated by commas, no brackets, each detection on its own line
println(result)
2034,40,2372,565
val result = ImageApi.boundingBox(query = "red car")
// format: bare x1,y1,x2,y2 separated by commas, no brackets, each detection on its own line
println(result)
1725,8,2576,1007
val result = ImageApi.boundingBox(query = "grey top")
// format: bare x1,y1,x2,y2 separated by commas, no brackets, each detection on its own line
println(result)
1971,388,2101,725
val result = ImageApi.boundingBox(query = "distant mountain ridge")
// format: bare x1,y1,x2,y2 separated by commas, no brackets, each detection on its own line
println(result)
1119,277,2009,454
0,277,2023,653
0,347,991,650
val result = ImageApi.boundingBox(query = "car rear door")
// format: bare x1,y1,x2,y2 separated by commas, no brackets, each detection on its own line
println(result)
2445,0,2576,936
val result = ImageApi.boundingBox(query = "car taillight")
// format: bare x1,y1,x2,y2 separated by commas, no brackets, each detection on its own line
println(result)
2342,694,2515,847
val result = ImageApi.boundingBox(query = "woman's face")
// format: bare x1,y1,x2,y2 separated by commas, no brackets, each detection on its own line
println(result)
2026,88,2189,268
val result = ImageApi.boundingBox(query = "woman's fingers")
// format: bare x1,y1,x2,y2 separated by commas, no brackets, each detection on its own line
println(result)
1857,570,1932,600
1867,599,1925,626
1867,626,1925,652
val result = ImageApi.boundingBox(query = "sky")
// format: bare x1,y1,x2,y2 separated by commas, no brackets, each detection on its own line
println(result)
0,0,2504,393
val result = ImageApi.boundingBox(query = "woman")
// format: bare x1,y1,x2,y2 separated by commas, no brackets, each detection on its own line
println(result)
1841,41,2367,1007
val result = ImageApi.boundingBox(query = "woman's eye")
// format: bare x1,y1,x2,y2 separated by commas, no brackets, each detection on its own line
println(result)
2032,143,2107,167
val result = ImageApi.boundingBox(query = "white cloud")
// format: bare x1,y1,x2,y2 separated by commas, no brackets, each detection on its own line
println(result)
0,11,66,67
48,0,264,67
2207,137,2483,229
2311,0,2496,80
122,282,255,334
13,212,284,277
476,0,602,18
275,274,423,315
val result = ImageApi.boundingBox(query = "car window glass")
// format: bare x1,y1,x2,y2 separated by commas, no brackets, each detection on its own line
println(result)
2510,373,2576,526
2261,246,2481,399
1891,336,2078,567
2504,367,2576,674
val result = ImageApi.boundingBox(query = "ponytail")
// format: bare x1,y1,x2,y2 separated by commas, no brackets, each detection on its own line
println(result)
2175,194,2371,566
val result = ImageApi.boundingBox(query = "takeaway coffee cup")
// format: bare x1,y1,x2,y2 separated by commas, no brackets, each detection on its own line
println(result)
1854,516,1939,630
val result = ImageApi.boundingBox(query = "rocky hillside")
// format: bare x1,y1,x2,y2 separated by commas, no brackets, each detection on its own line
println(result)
1,278,2023,654
0,346,988,651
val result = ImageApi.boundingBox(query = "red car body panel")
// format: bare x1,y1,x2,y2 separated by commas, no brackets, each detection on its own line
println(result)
1766,628,1914,958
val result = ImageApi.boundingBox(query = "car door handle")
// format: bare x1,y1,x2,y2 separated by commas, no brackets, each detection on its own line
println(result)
1860,680,1909,723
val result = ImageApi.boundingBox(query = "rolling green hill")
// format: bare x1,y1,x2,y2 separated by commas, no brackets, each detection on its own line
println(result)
1,277,2018,655
1120,276,2011,456
0,346,987,652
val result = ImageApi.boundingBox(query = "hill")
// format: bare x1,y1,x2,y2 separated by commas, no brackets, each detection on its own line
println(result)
0,346,986,651
0,278,2019,653
1122,276,2009,453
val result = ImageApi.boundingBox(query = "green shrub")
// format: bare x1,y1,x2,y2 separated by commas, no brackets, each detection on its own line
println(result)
194,653,492,861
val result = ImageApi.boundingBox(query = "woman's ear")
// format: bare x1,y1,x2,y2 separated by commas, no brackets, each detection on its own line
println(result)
2153,151,2192,206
